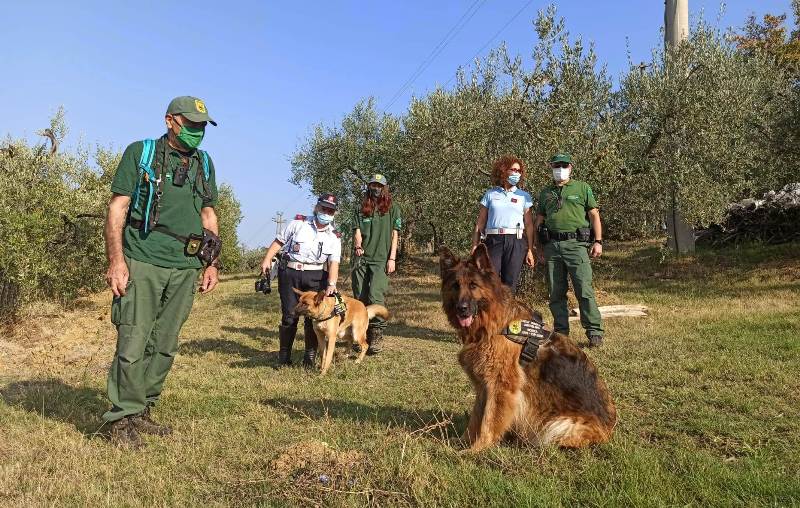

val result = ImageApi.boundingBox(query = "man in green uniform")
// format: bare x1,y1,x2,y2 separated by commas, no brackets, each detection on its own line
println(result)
352,174,401,354
103,96,221,448
533,153,605,347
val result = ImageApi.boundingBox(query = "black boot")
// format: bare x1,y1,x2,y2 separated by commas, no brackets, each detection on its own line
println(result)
366,326,383,356
588,334,604,348
302,320,318,368
277,325,295,366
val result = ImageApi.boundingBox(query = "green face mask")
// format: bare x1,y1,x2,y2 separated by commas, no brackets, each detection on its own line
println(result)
176,124,205,149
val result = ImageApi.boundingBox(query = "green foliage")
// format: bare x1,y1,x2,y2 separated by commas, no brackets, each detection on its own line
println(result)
613,21,793,234
214,183,244,271
0,110,245,313
292,6,800,247
0,109,114,308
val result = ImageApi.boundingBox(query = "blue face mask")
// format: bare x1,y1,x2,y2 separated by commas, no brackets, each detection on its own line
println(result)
316,212,334,225
507,172,521,186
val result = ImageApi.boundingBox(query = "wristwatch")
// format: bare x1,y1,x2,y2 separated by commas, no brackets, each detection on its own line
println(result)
593,239,603,245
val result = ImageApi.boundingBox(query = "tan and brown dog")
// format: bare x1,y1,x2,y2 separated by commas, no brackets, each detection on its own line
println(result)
439,244,617,451
292,289,389,375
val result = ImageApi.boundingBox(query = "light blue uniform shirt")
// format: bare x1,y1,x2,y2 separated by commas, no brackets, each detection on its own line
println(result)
480,186,534,230
277,217,342,264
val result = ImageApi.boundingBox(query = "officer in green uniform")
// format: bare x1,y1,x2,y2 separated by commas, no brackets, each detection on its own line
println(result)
103,96,220,448
352,173,401,354
533,153,605,347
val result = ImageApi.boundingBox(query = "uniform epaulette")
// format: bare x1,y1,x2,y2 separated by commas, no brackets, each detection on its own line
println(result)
334,230,342,238
295,214,306,221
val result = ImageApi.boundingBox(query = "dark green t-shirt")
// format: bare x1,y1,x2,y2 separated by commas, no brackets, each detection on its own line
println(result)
536,179,597,232
111,137,218,269
353,203,402,262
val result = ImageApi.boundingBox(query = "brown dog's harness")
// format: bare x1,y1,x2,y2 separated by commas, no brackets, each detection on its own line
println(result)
313,292,347,322
501,317,554,365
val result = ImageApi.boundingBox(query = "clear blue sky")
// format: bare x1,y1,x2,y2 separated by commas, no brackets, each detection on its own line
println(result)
1,0,791,247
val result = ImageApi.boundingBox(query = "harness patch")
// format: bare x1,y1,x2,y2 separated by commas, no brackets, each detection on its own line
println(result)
502,317,554,366
315,292,347,322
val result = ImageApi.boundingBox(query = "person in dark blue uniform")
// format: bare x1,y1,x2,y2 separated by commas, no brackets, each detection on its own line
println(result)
260,194,342,367
471,155,536,292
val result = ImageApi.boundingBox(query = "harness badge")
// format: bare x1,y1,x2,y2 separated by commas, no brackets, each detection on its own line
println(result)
194,99,207,113
186,238,201,256
508,320,522,335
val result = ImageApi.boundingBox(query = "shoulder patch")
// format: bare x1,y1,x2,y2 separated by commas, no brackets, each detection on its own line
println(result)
294,214,306,220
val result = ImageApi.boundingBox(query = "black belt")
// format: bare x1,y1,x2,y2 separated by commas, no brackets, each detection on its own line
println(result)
549,231,577,241
129,218,188,243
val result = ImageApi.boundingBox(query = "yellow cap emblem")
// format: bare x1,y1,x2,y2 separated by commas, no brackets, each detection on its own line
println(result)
194,99,207,113
508,320,522,334
375,174,383,181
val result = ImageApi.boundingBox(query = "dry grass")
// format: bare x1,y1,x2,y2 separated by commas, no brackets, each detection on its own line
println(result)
1,240,799,506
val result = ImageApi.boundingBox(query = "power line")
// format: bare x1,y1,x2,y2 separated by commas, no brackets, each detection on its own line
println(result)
443,0,535,89
382,0,488,112
242,186,309,248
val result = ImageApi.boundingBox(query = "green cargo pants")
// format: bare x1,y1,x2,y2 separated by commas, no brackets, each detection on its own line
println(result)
351,258,389,330
103,256,199,422
544,239,604,338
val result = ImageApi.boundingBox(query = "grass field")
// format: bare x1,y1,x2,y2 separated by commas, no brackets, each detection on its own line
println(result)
1,241,799,507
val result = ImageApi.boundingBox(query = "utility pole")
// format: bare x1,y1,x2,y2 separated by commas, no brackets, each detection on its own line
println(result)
664,0,695,254
272,212,285,237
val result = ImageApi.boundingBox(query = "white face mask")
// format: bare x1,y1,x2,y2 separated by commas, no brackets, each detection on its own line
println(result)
552,167,571,182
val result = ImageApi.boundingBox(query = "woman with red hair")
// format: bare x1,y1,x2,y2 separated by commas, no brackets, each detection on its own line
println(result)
352,173,402,355
471,155,536,292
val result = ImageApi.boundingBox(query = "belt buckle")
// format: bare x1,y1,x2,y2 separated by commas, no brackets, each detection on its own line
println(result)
499,228,505,234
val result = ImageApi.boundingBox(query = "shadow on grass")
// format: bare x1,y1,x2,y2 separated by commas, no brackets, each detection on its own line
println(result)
221,325,274,341
261,396,465,438
389,322,454,343
180,337,287,369
0,379,106,435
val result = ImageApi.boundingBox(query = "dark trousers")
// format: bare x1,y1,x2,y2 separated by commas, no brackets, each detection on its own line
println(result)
277,267,327,349
484,234,527,293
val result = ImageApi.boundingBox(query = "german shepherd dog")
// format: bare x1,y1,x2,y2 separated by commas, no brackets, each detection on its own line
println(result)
293,289,389,375
439,244,616,451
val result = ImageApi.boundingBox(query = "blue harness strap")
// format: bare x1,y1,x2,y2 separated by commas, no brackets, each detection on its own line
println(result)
132,141,209,235
199,150,210,181
134,139,158,233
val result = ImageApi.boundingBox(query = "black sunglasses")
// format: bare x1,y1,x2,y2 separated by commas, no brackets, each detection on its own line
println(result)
551,162,570,169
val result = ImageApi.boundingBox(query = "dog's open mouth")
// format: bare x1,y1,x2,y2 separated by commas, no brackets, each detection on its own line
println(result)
457,314,474,328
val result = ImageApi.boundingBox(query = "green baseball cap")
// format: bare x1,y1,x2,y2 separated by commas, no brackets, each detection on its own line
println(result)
166,96,217,126
550,152,572,164
368,173,388,185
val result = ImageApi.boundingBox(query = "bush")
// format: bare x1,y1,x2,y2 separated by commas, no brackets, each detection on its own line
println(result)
0,110,112,315
0,110,244,319
291,6,799,249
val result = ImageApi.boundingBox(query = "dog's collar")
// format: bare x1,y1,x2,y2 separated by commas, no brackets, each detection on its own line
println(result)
502,316,554,365
313,292,347,322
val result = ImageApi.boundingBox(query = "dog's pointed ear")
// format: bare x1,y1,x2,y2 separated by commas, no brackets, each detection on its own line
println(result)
439,245,459,273
292,287,304,296
470,243,494,272
314,290,326,305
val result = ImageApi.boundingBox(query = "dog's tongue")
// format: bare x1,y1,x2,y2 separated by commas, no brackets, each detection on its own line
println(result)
458,315,474,328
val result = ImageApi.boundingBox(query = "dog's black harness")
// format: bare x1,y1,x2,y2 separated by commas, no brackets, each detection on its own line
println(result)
501,316,554,366
314,292,347,322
